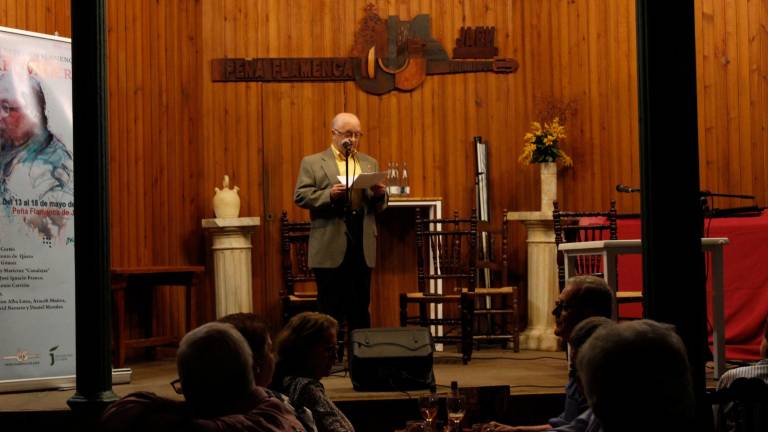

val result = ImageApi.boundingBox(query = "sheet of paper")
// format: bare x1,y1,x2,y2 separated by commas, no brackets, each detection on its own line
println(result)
336,171,387,189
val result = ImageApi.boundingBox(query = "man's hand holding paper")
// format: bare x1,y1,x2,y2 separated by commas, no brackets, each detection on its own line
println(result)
336,171,387,189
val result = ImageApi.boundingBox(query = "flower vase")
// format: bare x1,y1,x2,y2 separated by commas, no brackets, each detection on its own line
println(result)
540,162,557,213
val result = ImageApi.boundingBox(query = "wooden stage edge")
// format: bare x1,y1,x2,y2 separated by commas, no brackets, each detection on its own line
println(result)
0,348,723,430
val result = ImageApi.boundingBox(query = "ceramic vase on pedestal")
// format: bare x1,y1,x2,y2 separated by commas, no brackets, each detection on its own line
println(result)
539,162,557,213
212,175,241,218
204,175,256,318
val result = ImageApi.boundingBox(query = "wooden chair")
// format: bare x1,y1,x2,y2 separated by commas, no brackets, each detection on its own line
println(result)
399,208,478,364
280,211,318,323
468,210,520,352
552,200,643,311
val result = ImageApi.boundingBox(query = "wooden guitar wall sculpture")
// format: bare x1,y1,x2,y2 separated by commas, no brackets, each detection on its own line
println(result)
211,4,519,95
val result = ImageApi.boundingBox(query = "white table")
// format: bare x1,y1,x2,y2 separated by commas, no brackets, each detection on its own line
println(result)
558,238,729,378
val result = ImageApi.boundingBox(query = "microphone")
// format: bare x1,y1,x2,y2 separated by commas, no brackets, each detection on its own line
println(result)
616,184,640,193
341,138,354,156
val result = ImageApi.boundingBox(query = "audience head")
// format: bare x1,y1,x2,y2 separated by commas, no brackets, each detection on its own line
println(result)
576,319,695,432
553,275,613,342
177,322,255,417
218,313,275,387
274,312,338,380
569,316,614,366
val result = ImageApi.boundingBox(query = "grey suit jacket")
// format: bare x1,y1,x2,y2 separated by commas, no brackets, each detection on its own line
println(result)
293,148,387,268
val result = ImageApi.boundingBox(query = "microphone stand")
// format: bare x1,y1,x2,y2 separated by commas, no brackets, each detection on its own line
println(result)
343,144,352,224
699,190,760,218
699,190,755,200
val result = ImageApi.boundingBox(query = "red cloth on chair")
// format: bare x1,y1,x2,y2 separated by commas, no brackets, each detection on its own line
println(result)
615,212,768,360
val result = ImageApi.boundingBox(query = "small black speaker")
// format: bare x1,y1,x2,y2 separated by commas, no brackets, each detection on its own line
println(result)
349,327,435,391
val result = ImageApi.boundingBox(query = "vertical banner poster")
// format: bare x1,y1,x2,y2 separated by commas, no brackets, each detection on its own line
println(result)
0,27,75,387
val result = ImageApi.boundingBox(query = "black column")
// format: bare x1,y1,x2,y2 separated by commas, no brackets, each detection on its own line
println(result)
636,0,710,429
66,0,118,419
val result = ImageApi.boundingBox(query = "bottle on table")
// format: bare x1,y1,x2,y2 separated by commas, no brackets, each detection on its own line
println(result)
389,162,401,195
401,162,410,196
447,381,465,431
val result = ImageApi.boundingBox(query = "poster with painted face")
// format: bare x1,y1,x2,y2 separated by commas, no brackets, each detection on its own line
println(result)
0,26,75,389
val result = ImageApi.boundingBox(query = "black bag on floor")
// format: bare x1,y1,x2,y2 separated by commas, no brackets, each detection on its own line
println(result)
349,327,435,391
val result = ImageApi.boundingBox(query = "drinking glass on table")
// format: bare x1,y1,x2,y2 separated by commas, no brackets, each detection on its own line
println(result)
418,393,439,431
446,395,465,431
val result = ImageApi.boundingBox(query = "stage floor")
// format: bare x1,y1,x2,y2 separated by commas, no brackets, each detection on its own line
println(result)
0,347,725,413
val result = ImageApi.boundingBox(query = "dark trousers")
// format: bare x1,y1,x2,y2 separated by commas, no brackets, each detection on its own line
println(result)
313,210,372,347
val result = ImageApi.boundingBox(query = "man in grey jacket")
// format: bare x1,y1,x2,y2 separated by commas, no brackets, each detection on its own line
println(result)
293,112,387,349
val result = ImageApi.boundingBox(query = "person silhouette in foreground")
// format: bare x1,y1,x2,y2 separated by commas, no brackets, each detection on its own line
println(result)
101,322,305,432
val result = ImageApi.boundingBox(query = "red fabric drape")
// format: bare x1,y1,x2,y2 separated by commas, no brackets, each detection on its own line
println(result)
613,213,768,360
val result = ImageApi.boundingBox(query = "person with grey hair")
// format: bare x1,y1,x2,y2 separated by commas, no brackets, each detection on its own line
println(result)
175,321,257,417
485,317,614,432
293,112,387,358
0,71,73,239
484,277,615,432
101,322,306,431
576,320,695,432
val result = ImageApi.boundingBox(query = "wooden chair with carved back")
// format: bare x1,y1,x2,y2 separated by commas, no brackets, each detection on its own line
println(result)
468,209,520,352
399,208,478,364
552,200,643,314
280,211,318,323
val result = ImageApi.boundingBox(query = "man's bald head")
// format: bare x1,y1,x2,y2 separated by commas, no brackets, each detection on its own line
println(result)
331,112,360,131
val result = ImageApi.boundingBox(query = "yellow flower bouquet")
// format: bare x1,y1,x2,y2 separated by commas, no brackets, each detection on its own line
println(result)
519,117,573,166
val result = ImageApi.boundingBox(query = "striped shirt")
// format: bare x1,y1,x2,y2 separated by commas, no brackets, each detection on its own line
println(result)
715,359,768,432
717,359,768,390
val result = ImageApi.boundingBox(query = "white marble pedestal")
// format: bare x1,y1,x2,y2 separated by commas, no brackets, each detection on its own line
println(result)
506,212,560,351
201,217,260,318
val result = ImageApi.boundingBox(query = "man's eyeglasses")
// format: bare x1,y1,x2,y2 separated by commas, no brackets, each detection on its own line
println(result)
170,378,183,395
332,129,363,139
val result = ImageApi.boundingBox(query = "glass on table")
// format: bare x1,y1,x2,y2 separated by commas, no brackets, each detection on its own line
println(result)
446,395,465,432
418,393,439,431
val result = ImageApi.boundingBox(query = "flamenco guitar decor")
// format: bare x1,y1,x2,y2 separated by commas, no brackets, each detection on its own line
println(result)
211,4,519,94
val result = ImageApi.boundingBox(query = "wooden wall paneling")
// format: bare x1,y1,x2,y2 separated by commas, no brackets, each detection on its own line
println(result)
745,0,761,202
724,0,741,206
751,0,768,203
588,0,607,211
697,0,715,197
734,0,751,200
715,0,732,204
0,1,70,36
616,0,640,214
107,0,124,265
199,0,220,324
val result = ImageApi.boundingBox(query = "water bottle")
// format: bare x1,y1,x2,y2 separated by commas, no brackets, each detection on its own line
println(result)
401,162,410,196
389,162,401,195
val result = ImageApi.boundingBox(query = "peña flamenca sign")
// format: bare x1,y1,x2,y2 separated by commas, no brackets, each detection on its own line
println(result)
211,4,519,95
